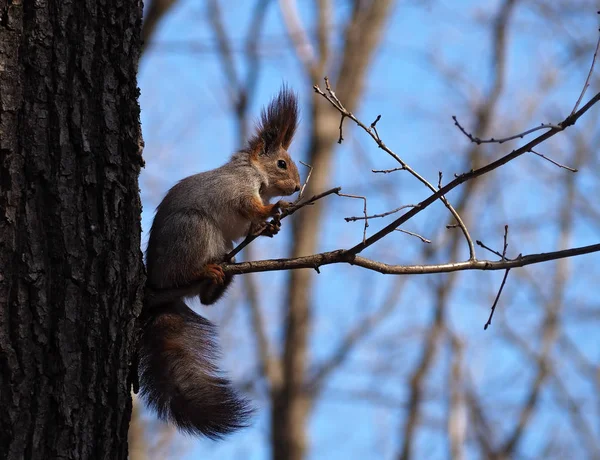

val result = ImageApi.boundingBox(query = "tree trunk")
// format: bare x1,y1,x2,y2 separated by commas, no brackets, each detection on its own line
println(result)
0,1,144,459
271,2,395,458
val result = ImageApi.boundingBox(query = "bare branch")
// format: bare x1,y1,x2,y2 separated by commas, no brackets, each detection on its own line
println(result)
484,267,511,330
337,192,368,244
395,228,431,244
452,117,561,145
222,242,600,276
571,27,600,115
476,239,515,261
314,78,477,260
345,204,418,222
484,225,512,330
372,166,406,174
345,91,600,257
298,161,313,199
530,149,578,172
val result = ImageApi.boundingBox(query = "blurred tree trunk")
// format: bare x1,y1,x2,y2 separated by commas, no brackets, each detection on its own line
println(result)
0,1,144,459
273,1,396,459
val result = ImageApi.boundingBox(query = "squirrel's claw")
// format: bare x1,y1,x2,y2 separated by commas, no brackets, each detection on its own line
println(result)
201,263,226,284
274,200,291,215
261,220,281,237
250,217,281,237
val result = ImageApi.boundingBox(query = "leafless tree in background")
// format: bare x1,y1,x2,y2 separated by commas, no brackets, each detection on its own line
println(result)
137,1,600,459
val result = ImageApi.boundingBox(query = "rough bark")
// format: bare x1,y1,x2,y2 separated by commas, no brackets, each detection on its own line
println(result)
0,1,144,459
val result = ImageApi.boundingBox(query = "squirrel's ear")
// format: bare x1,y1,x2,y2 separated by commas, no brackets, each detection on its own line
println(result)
248,85,299,156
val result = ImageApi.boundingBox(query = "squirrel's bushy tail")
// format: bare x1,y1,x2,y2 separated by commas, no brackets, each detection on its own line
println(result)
138,300,251,439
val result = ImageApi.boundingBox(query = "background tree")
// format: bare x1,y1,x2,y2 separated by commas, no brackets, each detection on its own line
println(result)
138,1,600,459
3,0,596,459
0,1,144,459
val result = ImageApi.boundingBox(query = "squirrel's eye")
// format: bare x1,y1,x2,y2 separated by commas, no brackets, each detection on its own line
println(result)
277,160,287,169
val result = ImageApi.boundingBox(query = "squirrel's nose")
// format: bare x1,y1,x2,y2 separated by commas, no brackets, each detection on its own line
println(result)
294,185,301,193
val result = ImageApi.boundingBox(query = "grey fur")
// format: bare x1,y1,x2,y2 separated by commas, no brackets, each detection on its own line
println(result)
140,87,302,439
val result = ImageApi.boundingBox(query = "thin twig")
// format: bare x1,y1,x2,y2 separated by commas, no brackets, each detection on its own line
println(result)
369,114,382,140
338,192,368,244
345,204,417,222
372,167,406,174
395,228,431,244
298,160,313,199
484,267,511,330
452,116,562,145
571,26,600,115
484,226,512,330
530,149,578,172
338,114,346,144
476,240,515,261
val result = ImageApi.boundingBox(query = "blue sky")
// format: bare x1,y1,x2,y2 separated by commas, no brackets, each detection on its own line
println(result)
138,1,600,458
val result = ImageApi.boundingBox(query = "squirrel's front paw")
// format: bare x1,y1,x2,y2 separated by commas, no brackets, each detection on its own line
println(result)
261,220,281,237
273,200,291,215
200,263,226,284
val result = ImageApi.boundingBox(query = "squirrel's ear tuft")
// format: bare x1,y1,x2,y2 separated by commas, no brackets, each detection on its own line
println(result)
248,85,299,156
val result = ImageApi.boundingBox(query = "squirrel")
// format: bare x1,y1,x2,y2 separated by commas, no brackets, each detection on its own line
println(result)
138,87,302,439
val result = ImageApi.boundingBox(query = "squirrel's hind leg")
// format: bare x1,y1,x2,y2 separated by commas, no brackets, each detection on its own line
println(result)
198,240,234,306
199,272,233,305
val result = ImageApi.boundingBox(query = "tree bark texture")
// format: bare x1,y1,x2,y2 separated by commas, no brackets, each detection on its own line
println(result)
0,1,144,459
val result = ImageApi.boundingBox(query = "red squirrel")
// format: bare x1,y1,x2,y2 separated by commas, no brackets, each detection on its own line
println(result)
138,87,301,438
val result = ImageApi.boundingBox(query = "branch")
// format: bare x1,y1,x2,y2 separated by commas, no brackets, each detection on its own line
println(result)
452,118,561,145
530,149,578,172
484,225,512,330
222,242,600,275
345,91,600,257
571,24,600,115
345,204,417,222
337,192,368,244
315,78,477,259
395,228,431,244
297,161,313,199
225,186,342,260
